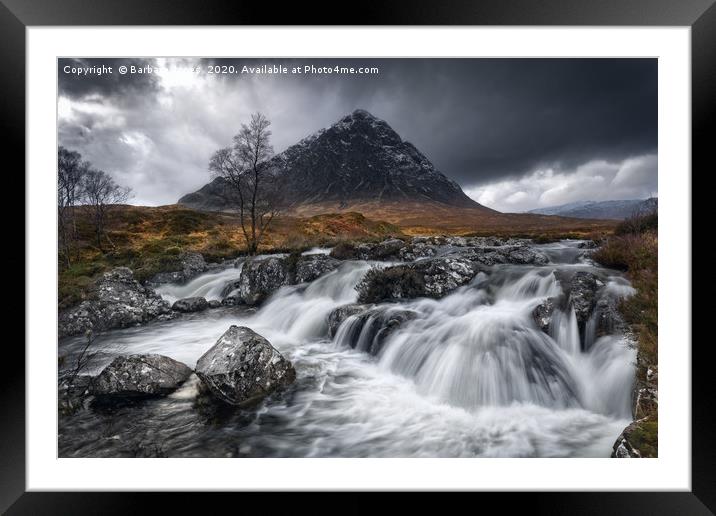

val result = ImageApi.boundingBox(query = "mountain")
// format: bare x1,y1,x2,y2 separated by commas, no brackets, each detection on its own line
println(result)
528,198,657,220
179,109,491,213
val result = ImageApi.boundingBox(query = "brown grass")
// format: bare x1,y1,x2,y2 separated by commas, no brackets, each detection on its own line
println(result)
289,200,618,236
58,205,402,307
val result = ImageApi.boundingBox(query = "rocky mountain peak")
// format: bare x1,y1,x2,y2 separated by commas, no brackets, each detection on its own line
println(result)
179,110,488,212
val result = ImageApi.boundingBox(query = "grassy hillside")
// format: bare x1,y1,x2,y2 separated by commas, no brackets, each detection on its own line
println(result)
289,200,618,237
59,202,618,309
59,205,403,308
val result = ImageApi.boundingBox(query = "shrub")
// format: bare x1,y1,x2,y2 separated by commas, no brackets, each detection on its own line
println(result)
593,232,657,271
330,241,358,260
356,266,426,303
615,211,658,236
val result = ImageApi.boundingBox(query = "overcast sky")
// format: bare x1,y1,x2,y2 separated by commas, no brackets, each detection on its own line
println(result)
58,58,657,211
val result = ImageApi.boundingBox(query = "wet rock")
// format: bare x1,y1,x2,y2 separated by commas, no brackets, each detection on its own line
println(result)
172,296,209,313
195,326,296,406
208,300,221,309
532,298,556,333
398,242,438,261
220,279,241,299
329,241,361,260
90,354,192,399
593,297,628,338
449,243,548,267
334,306,418,355
294,254,341,283
327,303,375,337
505,246,550,265
356,256,478,303
58,267,172,338
567,271,602,325
220,294,242,306
411,235,447,246
145,252,208,286
330,238,410,261
445,236,468,247
238,254,341,305
611,417,657,458
369,238,407,260
577,240,599,249
237,257,290,305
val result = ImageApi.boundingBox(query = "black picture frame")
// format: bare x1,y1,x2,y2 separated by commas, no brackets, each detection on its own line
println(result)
3,0,708,513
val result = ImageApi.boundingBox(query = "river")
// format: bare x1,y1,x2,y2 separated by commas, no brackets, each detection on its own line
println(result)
58,240,636,458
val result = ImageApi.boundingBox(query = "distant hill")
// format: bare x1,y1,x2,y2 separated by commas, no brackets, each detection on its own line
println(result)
180,109,489,213
528,198,657,220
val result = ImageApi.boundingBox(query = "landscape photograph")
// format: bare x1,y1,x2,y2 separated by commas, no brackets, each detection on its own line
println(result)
57,57,658,458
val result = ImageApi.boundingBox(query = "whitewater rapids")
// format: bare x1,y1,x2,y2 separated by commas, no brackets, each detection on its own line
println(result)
58,240,636,458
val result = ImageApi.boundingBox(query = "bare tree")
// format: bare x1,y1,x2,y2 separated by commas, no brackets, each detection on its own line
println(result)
209,113,283,255
82,169,132,251
57,146,88,266
58,330,102,413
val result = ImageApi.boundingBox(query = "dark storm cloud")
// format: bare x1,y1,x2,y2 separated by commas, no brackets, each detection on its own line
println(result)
58,58,161,101
57,58,657,208
191,58,657,185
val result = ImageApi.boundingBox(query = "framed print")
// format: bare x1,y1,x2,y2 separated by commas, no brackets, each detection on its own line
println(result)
4,0,710,512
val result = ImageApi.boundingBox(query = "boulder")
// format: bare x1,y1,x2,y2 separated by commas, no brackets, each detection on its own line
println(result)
58,267,172,338
237,257,290,305
207,299,222,309
145,252,208,286
220,279,241,299
195,326,296,406
238,254,341,305
567,271,602,325
532,297,556,333
369,238,407,260
329,238,409,261
398,242,439,261
172,296,209,313
455,244,549,267
593,296,628,338
327,303,375,337
294,254,341,283
220,294,242,306
577,240,599,249
333,306,418,355
356,256,478,303
90,354,192,398
505,245,550,265
329,241,361,260
611,417,657,458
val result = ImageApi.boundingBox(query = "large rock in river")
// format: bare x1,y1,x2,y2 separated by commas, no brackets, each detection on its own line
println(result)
532,297,557,333
356,256,478,303
294,254,341,283
327,303,376,337
145,252,208,286
567,271,602,325
238,254,341,305
58,267,172,338
195,326,296,406
237,257,290,305
330,304,418,355
172,296,209,313
90,354,192,398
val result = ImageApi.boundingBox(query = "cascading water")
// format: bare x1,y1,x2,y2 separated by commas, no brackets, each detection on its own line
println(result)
155,264,245,303
58,240,637,458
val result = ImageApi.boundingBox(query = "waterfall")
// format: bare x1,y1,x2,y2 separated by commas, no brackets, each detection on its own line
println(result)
155,263,245,304
59,240,637,457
